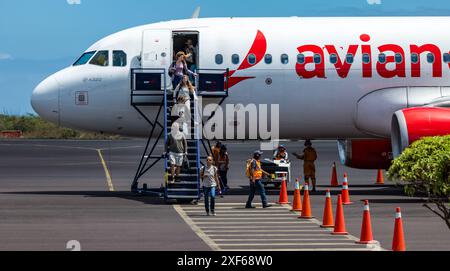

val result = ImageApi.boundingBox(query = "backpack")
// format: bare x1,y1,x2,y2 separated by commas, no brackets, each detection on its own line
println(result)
245,159,254,178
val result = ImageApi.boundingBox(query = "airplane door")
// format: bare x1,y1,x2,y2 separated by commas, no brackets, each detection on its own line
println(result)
141,29,172,86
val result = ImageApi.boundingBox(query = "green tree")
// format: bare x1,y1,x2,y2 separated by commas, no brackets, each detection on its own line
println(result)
388,136,450,230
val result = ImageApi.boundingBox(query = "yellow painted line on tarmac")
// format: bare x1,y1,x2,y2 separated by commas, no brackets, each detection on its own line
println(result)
97,149,115,192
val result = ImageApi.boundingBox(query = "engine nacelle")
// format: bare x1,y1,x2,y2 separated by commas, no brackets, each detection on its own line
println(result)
391,107,450,157
338,139,393,169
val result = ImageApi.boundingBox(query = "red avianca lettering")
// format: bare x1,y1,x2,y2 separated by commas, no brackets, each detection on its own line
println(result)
296,34,445,79
229,31,448,89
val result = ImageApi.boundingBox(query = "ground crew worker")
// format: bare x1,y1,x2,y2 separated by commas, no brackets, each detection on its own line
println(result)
273,145,288,160
293,140,318,192
246,151,272,209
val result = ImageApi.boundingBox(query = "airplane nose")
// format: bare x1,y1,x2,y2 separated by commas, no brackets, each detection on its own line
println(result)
31,76,60,125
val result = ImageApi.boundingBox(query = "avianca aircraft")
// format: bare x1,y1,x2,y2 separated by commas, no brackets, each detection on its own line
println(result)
32,17,450,170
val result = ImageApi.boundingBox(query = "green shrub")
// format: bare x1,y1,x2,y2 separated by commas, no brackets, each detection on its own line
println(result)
388,136,450,229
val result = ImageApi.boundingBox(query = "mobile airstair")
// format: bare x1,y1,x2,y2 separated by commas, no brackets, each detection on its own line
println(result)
130,68,229,203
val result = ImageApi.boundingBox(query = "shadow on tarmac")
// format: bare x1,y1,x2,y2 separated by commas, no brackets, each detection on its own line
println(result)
1,184,415,205
1,191,169,205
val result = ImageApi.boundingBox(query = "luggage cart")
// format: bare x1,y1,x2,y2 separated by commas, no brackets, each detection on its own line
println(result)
260,159,291,188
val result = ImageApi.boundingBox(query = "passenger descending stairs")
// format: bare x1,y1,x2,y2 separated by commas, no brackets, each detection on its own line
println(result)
130,68,229,203
164,92,201,202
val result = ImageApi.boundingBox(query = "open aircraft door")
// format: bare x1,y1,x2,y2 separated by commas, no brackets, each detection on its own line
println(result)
141,29,172,88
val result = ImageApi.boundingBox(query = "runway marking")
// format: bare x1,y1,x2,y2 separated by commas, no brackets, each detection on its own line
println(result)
217,243,361,246
203,230,323,233
192,217,303,220
96,149,115,192
213,239,348,242
195,222,317,225
175,202,382,251
200,225,320,229
173,205,220,251
207,234,333,237
223,248,373,251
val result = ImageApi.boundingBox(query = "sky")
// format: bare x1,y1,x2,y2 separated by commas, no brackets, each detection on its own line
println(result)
1,0,450,115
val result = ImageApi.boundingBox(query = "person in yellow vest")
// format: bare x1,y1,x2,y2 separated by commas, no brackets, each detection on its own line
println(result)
293,140,318,192
246,151,272,209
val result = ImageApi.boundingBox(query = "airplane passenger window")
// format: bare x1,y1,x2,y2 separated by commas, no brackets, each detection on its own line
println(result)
113,51,127,67
395,53,403,64
378,53,386,64
215,54,223,65
248,54,256,65
73,51,96,66
346,54,354,64
297,54,305,64
264,54,272,64
427,53,435,63
444,53,450,63
411,53,419,64
281,54,289,64
362,53,371,64
314,54,322,64
232,54,240,65
330,54,338,64
90,51,109,66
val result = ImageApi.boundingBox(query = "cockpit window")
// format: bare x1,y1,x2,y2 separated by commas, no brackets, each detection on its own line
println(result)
113,50,127,67
73,51,96,66
90,50,109,66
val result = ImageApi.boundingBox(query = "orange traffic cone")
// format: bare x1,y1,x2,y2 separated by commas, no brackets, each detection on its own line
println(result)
277,178,289,204
356,200,376,244
291,179,302,212
299,183,314,219
342,173,353,205
321,189,334,228
332,194,348,235
330,162,339,187
392,207,406,251
376,169,384,185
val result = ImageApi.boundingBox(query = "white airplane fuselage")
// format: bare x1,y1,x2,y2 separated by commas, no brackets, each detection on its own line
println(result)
32,17,450,141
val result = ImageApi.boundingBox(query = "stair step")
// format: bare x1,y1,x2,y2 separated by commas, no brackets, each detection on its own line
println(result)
166,195,199,199
168,181,198,185
167,173,198,177
167,188,198,192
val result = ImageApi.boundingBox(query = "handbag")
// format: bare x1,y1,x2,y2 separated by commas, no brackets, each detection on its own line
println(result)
168,62,176,77
182,153,191,171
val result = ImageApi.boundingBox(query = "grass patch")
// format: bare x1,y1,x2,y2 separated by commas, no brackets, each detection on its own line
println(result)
0,114,121,140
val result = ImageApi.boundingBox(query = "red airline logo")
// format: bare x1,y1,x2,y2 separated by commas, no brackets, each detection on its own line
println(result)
228,31,449,88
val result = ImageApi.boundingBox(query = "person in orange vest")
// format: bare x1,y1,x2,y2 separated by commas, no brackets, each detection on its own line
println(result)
293,140,318,192
246,151,272,209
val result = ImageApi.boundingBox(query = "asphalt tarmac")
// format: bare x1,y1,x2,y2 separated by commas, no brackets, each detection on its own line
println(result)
0,140,449,251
